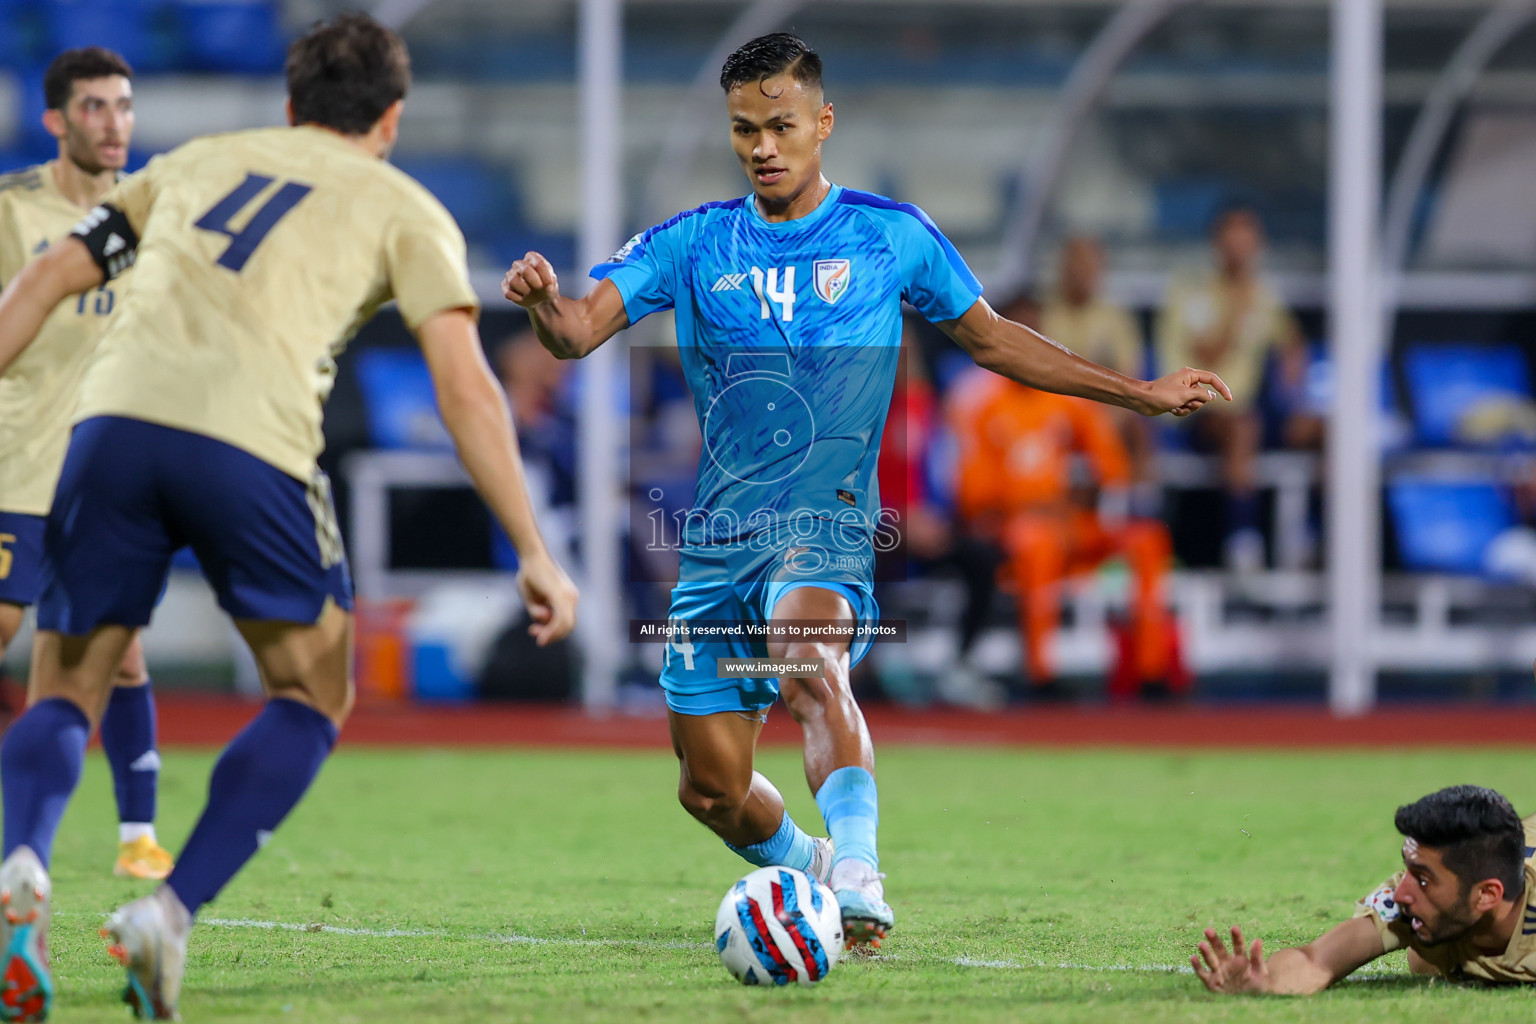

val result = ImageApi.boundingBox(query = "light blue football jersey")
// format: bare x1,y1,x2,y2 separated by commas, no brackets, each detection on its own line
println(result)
591,184,982,579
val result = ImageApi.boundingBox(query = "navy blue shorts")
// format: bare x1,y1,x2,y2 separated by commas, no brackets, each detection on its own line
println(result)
0,511,46,606
38,417,353,634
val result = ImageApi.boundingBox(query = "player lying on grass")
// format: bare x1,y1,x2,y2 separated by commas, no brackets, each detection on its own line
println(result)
0,13,577,1021
0,47,175,883
1194,785,1536,993
504,31,1229,950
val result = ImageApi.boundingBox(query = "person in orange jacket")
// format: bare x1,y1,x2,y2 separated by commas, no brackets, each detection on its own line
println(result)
949,298,1184,697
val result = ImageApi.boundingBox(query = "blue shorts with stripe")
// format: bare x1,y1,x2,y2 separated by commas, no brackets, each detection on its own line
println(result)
659,536,879,717
0,511,46,607
38,416,352,634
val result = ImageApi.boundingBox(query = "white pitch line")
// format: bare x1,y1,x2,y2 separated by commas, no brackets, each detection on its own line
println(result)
202,918,436,939
198,918,1202,973
95,916,1409,980
952,957,1192,974
200,917,709,951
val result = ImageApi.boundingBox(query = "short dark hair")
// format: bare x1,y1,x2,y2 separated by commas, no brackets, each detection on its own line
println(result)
719,33,823,95
44,47,133,111
286,12,411,135
1395,785,1525,900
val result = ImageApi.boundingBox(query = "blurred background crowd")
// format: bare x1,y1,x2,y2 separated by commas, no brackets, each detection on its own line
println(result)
3,0,1536,711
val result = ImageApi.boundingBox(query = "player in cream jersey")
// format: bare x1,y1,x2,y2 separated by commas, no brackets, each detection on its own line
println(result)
70,119,477,484
0,164,122,520
0,48,174,894
0,15,577,1021
1355,812,1536,984
1194,786,1536,994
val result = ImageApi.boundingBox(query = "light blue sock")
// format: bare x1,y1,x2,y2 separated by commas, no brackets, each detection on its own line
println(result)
815,766,879,872
726,811,817,872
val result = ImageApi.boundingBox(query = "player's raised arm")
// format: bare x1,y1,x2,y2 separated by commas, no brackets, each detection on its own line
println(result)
1191,916,1386,996
415,307,579,645
940,298,1233,419
0,236,104,376
501,251,629,360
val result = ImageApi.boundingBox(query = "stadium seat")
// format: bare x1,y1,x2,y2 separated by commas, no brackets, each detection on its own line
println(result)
175,0,286,74
1153,178,1230,240
1260,186,1326,245
1387,479,1516,575
1401,343,1535,448
390,156,517,244
0,1,42,67
487,230,577,275
0,140,56,174
353,347,453,451
13,69,52,153
43,0,176,73
391,155,579,271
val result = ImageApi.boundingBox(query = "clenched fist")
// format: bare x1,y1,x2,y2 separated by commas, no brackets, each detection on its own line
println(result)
502,251,560,309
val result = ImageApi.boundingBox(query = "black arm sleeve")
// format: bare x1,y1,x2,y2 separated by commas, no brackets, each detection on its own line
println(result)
70,203,139,281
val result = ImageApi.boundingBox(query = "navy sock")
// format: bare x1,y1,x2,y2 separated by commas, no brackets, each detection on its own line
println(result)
99,680,159,827
166,699,337,916
1,698,90,867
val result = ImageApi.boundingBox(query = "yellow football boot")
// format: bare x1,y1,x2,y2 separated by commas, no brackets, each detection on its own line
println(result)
113,837,174,881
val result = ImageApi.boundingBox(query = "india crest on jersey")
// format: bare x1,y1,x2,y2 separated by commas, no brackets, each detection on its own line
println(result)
813,258,851,304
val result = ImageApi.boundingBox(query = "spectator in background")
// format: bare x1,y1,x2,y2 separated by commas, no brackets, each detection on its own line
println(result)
495,327,577,512
481,328,579,701
949,295,1184,699
1040,236,1154,496
1157,206,1306,571
877,318,1004,708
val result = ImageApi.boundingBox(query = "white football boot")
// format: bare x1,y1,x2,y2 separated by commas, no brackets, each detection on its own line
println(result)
830,858,894,949
808,837,835,886
0,847,52,1022
101,887,190,1021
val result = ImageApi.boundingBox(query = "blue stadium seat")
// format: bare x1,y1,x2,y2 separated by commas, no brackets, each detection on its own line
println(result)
353,348,452,450
14,69,52,153
390,156,516,245
487,231,577,275
1261,187,1326,245
0,1,43,67
1401,343,1533,448
1153,178,1230,240
1388,479,1515,575
43,0,176,73
0,140,56,174
175,0,285,74
932,349,977,396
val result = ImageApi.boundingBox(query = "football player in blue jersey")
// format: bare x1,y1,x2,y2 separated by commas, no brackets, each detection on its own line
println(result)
503,32,1230,949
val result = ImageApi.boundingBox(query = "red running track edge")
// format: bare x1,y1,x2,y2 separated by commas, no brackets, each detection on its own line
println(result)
116,695,1536,750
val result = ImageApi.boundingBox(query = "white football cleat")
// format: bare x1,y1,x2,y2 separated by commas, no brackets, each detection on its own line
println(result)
101,888,190,1021
830,858,894,949
0,847,52,1022
808,837,835,886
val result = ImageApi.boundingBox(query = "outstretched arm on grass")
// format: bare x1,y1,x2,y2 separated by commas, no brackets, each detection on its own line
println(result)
1191,917,1386,995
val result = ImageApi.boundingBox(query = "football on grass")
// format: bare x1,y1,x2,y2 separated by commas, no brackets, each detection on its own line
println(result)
714,866,842,986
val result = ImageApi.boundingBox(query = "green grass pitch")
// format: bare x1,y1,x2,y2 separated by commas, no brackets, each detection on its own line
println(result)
40,744,1536,1022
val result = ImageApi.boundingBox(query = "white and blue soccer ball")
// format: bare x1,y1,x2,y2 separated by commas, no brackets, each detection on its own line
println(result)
715,866,843,987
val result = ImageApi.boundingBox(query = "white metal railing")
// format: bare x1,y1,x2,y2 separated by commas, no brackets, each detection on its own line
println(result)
344,446,1536,681
884,570,1536,680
